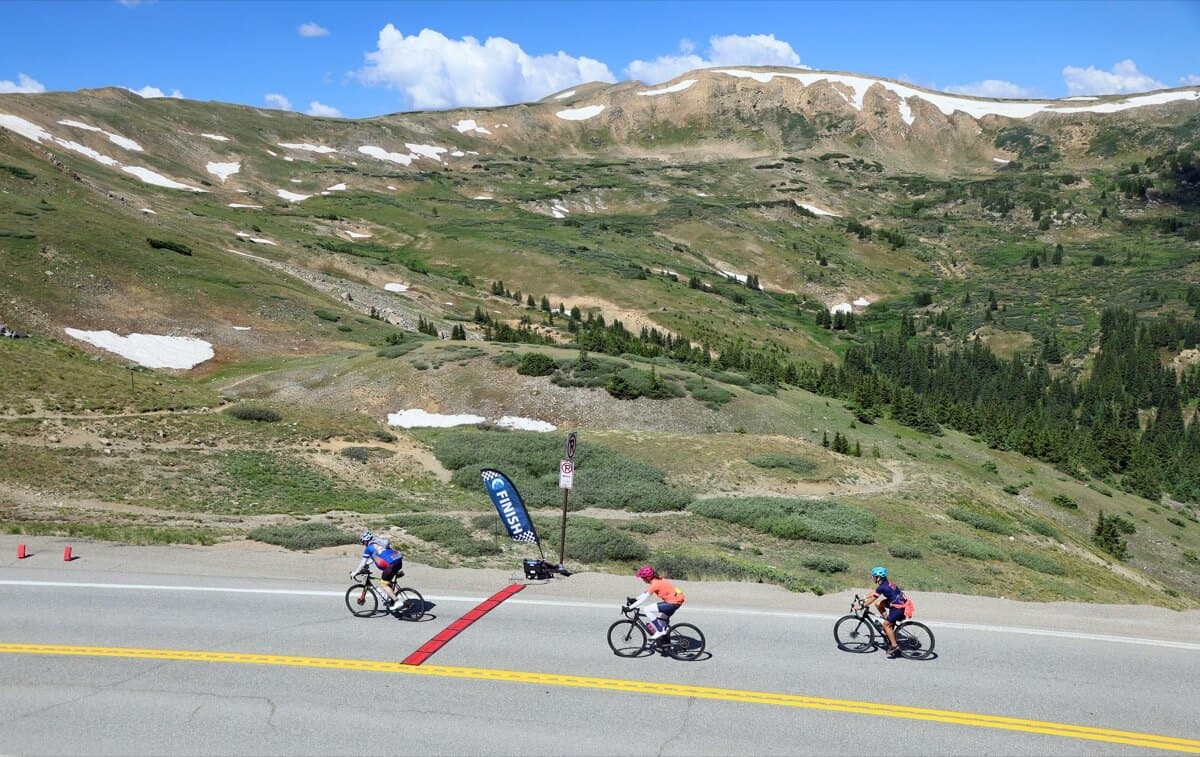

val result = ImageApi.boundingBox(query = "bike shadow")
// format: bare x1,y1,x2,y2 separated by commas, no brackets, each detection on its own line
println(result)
836,645,938,662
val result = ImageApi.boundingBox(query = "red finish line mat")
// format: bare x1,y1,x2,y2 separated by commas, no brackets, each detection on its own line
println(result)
402,583,526,665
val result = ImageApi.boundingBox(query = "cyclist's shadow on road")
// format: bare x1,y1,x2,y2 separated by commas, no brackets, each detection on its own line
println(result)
836,646,939,661
374,599,437,622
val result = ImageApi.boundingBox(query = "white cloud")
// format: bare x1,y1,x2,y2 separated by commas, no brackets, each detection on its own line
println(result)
355,25,616,109
305,101,342,117
626,34,802,84
264,93,292,110
298,22,329,38
0,72,45,94
1182,74,1200,86
946,79,1037,99
126,85,183,99
119,0,154,6
1062,59,1164,96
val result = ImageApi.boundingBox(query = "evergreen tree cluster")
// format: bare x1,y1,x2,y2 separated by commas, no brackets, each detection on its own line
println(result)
800,307,1200,502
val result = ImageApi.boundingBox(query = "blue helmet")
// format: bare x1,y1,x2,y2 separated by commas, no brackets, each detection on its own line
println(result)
870,566,888,579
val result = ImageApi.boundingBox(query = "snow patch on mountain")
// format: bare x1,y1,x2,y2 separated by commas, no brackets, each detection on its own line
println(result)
358,145,413,166
64,328,214,369
276,189,312,202
205,161,240,181
453,119,491,135
637,79,697,97
58,119,143,151
277,142,337,153
122,166,206,191
200,133,230,142
797,202,840,217
556,104,605,121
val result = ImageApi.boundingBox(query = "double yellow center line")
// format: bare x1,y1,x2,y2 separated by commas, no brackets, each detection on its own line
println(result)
2,643,1196,753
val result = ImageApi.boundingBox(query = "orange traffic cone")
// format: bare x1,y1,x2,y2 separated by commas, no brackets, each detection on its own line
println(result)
63,545,74,561
17,543,27,559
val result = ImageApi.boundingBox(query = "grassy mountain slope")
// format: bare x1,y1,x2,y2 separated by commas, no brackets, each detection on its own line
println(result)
1,70,1198,604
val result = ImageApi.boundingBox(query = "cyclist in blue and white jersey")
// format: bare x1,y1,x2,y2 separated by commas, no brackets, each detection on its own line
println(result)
351,531,405,608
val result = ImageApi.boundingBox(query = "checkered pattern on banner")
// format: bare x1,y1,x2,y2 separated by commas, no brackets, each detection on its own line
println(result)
480,469,540,544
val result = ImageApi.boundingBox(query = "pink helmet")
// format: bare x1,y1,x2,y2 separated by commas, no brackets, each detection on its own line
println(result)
635,565,656,580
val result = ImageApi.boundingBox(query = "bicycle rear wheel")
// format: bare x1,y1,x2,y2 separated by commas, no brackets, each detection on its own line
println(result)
834,614,875,652
392,587,425,620
665,623,706,660
607,620,647,657
345,583,379,617
895,621,935,659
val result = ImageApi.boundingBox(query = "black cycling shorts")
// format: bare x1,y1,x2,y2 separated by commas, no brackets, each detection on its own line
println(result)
382,561,403,582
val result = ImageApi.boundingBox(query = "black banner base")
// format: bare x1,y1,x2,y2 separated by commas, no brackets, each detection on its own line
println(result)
523,559,570,579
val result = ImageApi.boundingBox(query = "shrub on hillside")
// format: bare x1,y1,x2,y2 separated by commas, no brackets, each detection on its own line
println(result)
341,447,371,464
930,532,1004,560
605,367,684,401
1,164,36,180
435,429,690,512
517,352,558,376
652,552,809,591
551,354,628,388
146,238,193,256
248,522,356,551
800,555,849,574
685,377,735,408
226,405,281,422
888,544,923,560
536,517,648,563
690,497,875,544
314,309,340,322
1051,494,1079,510
376,342,422,358
1021,516,1062,541
748,454,817,475
1011,550,1067,575
620,520,663,535
947,507,1016,535
391,513,501,557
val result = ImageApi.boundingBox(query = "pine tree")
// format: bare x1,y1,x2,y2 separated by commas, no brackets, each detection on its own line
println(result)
1092,510,1129,560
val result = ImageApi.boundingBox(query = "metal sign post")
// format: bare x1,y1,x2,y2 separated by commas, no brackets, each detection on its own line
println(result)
558,432,577,568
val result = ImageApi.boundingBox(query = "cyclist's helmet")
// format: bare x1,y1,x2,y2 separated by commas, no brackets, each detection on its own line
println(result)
870,566,888,579
359,530,374,545
635,565,656,580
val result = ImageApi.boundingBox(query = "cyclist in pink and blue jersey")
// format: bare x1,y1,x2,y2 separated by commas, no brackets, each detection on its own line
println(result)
862,566,909,658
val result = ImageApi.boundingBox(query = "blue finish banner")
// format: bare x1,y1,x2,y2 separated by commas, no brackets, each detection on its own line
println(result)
480,468,540,544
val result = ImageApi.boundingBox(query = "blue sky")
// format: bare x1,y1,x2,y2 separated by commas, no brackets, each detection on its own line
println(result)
2,0,1198,118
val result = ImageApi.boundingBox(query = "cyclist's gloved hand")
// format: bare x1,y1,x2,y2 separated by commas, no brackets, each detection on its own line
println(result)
351,570,362,578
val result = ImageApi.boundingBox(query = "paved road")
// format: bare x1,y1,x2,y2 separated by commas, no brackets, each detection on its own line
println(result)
0,539,1197,755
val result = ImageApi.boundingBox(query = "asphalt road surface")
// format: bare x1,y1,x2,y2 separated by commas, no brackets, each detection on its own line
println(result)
1,538,1197,755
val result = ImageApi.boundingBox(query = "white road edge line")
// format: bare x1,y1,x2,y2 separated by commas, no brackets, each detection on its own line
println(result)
2,579,1196,651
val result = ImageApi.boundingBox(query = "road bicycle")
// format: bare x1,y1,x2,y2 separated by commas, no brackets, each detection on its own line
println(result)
834,594,934,659
607,600,706,660
345,569,426,620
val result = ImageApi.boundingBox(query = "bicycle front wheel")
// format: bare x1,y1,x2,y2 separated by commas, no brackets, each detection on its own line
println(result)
345,583,379,617
607,620,647,657
895,621,935,659
665,623,706,661
393,588,425,620
834,614,875,652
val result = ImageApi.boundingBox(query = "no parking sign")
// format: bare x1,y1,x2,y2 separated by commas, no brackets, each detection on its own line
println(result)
559,459,574,489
